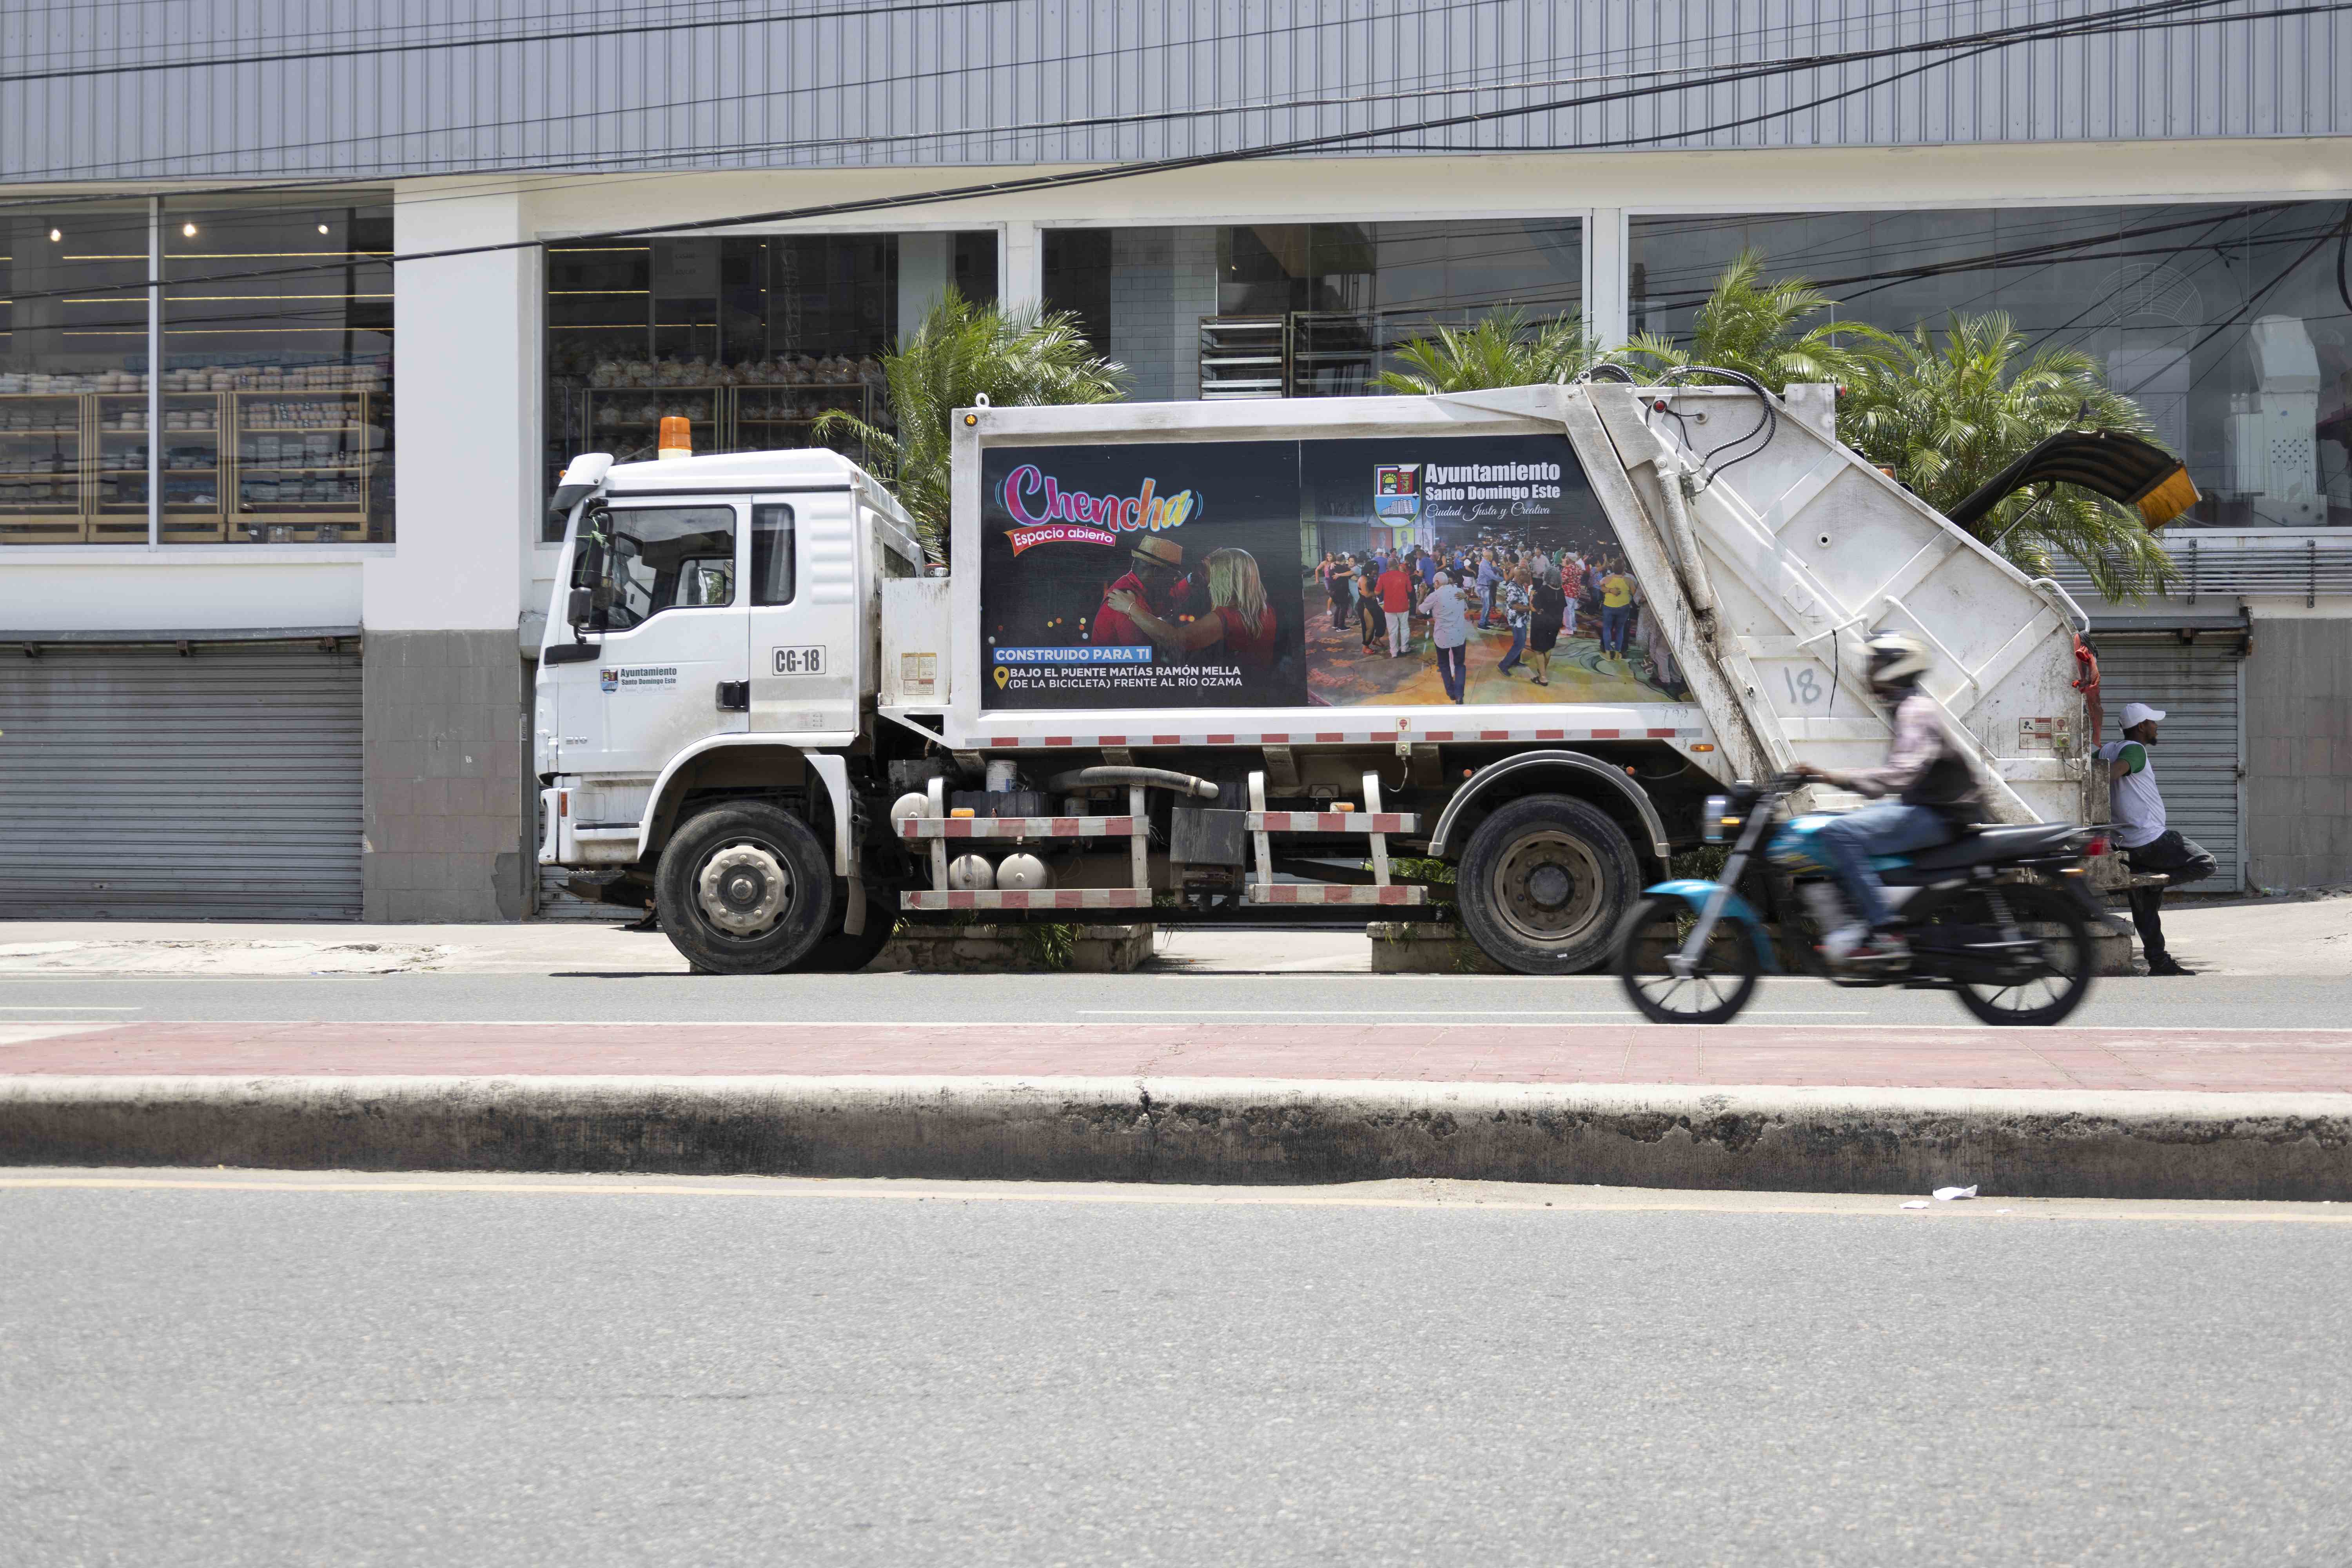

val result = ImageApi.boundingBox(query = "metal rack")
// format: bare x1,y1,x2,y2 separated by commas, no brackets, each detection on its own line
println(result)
1197,316,1289,399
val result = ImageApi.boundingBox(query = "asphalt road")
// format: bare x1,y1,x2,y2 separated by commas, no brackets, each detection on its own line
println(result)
4,1172,2348,1566
0,968,2343,1028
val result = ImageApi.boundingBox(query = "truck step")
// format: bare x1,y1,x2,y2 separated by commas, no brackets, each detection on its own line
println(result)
903,888,1156,911
1246,811,1417,833
898,815,1142,840
1245,885,1427,906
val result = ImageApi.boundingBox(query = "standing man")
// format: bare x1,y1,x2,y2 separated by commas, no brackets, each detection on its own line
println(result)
1598,559,1637,659
1376,554,1414,659
1475,550,1500,628
2097,702,2217,976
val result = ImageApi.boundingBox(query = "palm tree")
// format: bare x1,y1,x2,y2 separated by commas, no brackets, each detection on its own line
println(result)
816,288,1127,560
1842,312,2178,601
1372,307,1616,394
1624,249,1888,392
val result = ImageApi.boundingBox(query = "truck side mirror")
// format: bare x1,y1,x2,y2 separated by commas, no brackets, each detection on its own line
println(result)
567,586,593,631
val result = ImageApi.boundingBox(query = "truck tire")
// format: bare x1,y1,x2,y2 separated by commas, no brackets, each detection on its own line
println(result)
793,885,901,973
1456,793,1639,976
655,802,835,975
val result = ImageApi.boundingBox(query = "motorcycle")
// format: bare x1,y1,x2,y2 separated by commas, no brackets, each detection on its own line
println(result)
1613,776,2113,1025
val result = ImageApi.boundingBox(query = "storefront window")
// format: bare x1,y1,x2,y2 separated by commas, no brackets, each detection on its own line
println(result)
1042,220,1583,402
0,201,153,544
1629,204,2352,529
542,230,997,540
159,196,394,544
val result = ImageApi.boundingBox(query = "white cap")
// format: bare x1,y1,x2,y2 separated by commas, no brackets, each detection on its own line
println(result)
2121,701,2166,729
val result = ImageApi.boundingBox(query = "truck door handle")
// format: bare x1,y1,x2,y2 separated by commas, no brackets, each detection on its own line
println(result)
715,681,750,711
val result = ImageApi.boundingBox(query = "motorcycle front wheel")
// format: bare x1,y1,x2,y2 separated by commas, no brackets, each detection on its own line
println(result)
1613,893,1762,1025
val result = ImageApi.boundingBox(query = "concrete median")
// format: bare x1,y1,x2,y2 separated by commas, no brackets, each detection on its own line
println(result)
3,1074,2348,1201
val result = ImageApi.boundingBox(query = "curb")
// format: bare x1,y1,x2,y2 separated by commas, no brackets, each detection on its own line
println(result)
4,1076,2349,1200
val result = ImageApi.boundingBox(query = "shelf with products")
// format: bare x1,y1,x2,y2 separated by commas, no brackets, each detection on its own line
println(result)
228,389,385,542
580,385,723,460
0,393,89,541
0,381,390,543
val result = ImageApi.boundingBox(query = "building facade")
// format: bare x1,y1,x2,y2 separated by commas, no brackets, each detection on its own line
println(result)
2,3,2347,917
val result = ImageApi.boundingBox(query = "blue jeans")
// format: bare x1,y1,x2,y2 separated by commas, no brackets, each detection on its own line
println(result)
1811,801,1955,929
1498,623,1527,673
1435,642,1466,702
1600,604,1633,654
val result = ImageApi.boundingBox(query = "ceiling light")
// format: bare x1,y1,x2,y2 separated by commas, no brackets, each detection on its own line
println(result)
49,227,62,242
181,222,198,238
318,223,330,235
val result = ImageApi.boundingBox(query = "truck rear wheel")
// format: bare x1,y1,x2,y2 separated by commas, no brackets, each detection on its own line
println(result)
656,802,834,975
1456,794,1638,975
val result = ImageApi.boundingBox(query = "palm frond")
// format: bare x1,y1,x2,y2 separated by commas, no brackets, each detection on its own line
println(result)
813,287,1125,561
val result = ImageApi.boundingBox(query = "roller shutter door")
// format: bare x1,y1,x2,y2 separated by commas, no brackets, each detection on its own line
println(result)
0,642,362,919
2091,636,2244,892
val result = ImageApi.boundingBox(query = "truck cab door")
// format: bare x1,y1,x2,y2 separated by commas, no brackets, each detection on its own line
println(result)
549,497,751,778
744,490,862,740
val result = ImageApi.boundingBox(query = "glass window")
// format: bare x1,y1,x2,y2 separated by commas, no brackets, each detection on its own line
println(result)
1043,220,1582,402
751,503,795,604
162,196,394,544
1629,204,2352,529
579,505,736,630
0,201,154,544
543,230,998,539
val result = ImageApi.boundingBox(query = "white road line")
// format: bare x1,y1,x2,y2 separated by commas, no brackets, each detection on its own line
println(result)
0,1172,2344,1223
0,1005,143,1011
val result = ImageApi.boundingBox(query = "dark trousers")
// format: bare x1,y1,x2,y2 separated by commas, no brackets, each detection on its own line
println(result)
2122,830,2218,965
1328,590,1350,628
1435,642,1466,702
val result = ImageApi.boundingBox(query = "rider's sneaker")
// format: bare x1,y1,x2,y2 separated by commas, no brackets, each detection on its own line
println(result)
1822,922,1871,962
1853,927,1911,965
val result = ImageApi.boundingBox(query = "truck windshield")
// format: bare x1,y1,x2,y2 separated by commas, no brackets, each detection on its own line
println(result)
577,505,735,630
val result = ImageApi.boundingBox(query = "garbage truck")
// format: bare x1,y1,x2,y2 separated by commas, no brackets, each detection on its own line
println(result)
536,377,2131,976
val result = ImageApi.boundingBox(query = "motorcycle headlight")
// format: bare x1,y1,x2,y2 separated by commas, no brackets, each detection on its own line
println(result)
1701,793,1744,844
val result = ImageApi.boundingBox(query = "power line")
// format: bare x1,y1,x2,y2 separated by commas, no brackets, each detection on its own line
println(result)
0,0,2307,311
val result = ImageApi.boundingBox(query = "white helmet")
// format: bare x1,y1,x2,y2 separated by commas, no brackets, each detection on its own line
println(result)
1862,630,1931,701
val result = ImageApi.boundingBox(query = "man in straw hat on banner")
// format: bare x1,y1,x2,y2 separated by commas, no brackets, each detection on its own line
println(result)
1091,534,1193,653
2096,701,2218,976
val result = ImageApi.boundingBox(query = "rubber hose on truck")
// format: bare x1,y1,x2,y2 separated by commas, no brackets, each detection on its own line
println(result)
1045,766,1220,800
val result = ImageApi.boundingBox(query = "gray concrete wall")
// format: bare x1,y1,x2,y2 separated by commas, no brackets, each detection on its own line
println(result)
1109,227,1219,403
2244,614,2352,893
361,631,530,922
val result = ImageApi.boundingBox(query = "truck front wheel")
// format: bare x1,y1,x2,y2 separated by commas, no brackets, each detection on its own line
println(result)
656,802,835,975
1456,794,1638,975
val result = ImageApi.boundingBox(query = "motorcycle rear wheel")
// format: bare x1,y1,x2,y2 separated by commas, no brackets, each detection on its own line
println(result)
1613,893,1762,1025
1920,881,2095,1026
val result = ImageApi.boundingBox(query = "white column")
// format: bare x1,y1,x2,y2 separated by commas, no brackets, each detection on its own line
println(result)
146,197,161,548
1586,208,1630,350
999,221,1043,314
896,231,954,341
368,186,533,634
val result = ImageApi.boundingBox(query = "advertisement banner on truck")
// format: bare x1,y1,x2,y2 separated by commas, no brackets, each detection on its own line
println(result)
979,433,1685,711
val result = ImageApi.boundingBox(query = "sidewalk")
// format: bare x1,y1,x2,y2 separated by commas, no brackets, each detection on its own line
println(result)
3,1019,2348,1094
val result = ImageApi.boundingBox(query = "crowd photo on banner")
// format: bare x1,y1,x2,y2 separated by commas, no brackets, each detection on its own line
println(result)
976,432,1687,712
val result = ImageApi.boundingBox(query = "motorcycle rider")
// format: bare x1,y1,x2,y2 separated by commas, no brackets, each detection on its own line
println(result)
1789,631,1987,965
